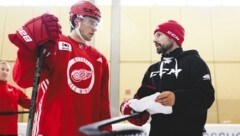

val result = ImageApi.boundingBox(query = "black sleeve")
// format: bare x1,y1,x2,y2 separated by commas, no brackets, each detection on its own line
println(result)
173,56,215,113
134,66,158,99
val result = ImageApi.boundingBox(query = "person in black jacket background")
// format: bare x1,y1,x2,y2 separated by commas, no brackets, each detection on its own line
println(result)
120,20,215,136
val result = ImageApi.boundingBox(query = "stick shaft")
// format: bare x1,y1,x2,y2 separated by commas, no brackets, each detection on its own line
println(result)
26,46,44,136
79,113,141,135
0,111,29,115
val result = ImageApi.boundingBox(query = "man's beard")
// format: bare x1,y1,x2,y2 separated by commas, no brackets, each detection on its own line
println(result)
156,43,173,54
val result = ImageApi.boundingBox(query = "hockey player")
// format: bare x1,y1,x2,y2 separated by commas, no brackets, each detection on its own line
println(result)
8,1,111,135
120,20,215,136
0,61,30,135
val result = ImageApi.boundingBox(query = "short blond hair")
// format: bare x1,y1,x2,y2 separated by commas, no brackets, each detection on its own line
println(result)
0,61,10,68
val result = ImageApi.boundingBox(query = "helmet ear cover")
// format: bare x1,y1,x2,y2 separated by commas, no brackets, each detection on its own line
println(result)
70,14,77,32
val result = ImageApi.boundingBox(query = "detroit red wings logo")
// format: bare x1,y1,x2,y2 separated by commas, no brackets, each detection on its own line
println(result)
71,69,92,82
67,57,95,94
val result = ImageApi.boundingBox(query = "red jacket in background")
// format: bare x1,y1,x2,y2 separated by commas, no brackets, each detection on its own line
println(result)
0,81,30,135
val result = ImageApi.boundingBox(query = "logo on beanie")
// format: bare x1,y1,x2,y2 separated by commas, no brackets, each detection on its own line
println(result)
167,31,180,41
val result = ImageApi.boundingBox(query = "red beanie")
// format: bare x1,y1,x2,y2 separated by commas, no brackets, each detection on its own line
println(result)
154,20,185,46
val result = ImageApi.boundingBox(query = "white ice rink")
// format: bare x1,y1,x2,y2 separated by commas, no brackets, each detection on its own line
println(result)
18,123,240,136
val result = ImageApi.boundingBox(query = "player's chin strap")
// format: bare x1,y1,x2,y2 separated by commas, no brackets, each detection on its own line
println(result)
75,22,87,44
69,20,87,44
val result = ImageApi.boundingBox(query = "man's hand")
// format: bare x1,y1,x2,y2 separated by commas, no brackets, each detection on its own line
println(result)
155,91,175,106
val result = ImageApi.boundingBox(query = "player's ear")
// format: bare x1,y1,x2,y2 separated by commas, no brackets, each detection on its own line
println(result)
70,15,79,29
74,17,84,26
73,17,79,26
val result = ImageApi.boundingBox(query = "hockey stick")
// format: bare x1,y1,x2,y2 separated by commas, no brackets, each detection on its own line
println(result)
0,111,29,115
26,46,44,136
79,112,145,136
97,129,144,136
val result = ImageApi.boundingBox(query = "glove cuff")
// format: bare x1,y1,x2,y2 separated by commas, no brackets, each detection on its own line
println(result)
15,27,38,50
120,99,137,114
8,33,33,51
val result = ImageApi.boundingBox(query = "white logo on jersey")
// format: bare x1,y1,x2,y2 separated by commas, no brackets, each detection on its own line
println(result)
96,57,103,63
58,41,72,51
7,88,13,92
71,69,92,82
150,68,182,78
67,57,94,94
150,58,182,79
203,74,210,80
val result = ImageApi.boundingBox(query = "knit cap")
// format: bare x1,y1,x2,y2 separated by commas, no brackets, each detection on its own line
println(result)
154,20,185,46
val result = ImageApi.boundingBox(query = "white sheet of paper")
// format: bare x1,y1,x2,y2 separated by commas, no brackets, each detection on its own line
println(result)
129,92,172,115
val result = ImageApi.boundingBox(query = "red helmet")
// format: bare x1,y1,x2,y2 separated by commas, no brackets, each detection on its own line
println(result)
69,0,101,22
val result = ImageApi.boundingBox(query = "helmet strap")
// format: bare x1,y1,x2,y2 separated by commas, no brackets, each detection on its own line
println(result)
75,22,87,44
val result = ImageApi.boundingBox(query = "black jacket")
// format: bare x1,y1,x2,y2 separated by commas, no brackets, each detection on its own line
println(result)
134,48,215,136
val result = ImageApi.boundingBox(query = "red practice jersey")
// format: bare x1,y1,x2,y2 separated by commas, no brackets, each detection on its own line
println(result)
0,81,30,135
13,35,112,136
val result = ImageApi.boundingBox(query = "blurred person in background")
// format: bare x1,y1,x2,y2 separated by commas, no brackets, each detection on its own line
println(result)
0,61,30,135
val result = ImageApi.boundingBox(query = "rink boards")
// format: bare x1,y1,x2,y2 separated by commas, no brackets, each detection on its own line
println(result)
18,123,240,136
